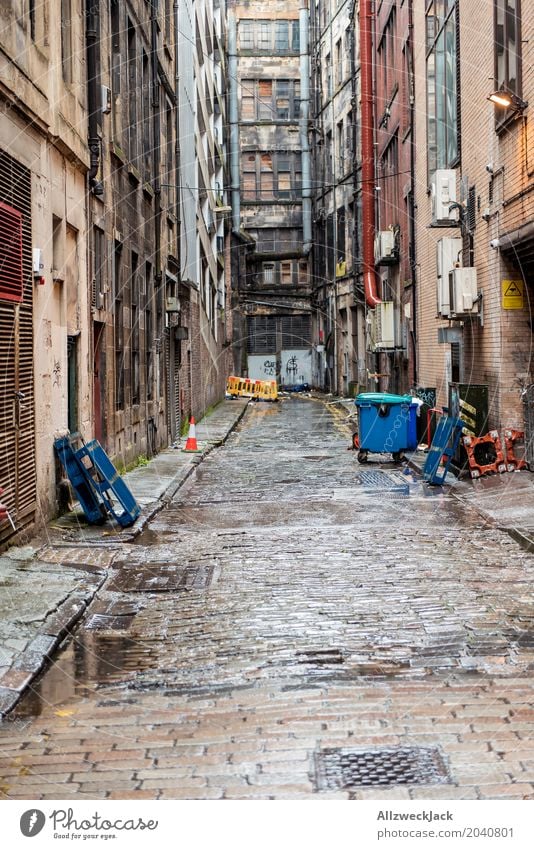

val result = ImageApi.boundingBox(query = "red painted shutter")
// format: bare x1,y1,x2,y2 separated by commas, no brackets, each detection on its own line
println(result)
0,201,23,303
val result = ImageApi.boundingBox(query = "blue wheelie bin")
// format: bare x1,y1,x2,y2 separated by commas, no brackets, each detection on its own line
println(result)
354,392,419,463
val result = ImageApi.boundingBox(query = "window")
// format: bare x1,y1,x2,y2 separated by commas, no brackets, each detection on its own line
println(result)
241,79,301,121
381,132,400,224
131,252,140,405
0,202,23,303
426,0,458,176
142,52,152,177
114,242,124,410
239,20,254,49
61,0,72,84
111,0,121,97
238,20,300,54
29,0,36,40
494,0,522,99
336,39,343,86
258,260,306,286
241,152,302,200
325,54,332,97
275,21,289,51
337,121,344,174
263,262,275,283
127,20,138,163
258,80,273,119
260,153,274,199
145,262,153,401
248,228,301,252
377,6,397,105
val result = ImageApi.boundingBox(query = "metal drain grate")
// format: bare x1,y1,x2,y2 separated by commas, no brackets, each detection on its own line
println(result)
314,746,451,790
107,563,215,593
358,470,409,494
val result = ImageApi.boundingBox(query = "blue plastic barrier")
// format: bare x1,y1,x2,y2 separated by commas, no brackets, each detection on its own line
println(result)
54,434,141,527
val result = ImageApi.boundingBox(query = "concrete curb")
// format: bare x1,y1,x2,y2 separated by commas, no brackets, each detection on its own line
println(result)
129,399,249,535
0,400,249,720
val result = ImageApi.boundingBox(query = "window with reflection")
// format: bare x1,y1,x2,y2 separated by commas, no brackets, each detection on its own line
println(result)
494,1,522,100
426,0,458,177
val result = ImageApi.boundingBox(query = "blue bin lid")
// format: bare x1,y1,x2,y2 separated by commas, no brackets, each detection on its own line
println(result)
355,392,413,406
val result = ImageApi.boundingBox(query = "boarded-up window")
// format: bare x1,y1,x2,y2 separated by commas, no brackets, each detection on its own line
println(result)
260,153,274,198
241,79,255,119
281,261,292,284
0,202,23,303
243,154,257,199
258,80,273,118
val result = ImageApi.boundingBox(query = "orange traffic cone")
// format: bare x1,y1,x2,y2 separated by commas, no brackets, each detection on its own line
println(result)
182,416,201,453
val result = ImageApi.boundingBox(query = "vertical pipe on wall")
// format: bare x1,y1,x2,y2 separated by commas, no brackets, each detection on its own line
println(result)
300,3,312,253
360,0,381,307
86,0,102,194
408,0,417,384
228,12,241,234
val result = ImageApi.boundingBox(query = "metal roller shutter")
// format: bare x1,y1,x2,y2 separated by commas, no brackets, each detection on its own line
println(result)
0,150,36,542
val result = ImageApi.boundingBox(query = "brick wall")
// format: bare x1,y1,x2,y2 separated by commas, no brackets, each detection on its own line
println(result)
414,2,534,430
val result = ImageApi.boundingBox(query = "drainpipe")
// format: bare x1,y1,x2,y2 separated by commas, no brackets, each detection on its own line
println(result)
300,3,312,254
174,0,181,259
408,0,417,384
360,0,381,307
151,3,162,283
86,0,102,195
228,12,240,234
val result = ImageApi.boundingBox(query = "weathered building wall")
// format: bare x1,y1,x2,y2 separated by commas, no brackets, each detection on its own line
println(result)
374,0,414,394
414,1,533,429
311,0,364,396
229,0,313,383
0,0,90,538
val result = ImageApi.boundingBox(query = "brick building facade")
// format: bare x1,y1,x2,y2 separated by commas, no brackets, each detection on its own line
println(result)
414,0,534,429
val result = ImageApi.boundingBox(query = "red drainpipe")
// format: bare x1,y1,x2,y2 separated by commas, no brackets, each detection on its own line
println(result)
360,0,381,307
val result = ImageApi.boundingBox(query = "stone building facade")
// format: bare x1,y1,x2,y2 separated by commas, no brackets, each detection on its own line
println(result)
0,0,231,545
310,0,366,395
228,0,313,388
0,0,91,543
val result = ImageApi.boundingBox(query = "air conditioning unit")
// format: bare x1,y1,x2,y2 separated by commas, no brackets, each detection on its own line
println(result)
431,169,458,225
436,237,462,317
367,303,397,350
448,268,479,318
374,230,397,265
375,301,396,348
101,85,112,114
165,296,180,312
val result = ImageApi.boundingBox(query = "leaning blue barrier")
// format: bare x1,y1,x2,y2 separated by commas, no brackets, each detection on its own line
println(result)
423,416,465,485
54,434,141,527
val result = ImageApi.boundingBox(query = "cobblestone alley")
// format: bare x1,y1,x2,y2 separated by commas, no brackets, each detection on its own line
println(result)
0,398,533,800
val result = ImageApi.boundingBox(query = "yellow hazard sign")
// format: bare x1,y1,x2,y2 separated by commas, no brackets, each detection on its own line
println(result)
502,279,524,309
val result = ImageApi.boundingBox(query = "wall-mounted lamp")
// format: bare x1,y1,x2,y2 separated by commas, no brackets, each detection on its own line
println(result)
487,89,529,111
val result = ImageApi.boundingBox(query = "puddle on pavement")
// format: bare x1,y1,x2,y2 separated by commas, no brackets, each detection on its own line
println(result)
132,527,180,546
10,631,156,719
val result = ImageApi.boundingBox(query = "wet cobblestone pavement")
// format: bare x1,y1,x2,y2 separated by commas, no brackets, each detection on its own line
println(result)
0,397,533,799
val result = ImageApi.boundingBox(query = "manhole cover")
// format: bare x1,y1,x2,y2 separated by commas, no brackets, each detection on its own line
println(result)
314,746,451,790
358,470,409,494
106,563,215,593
